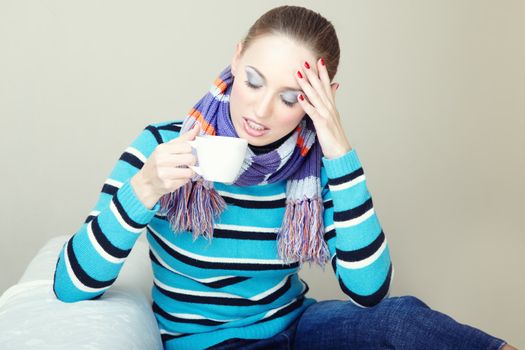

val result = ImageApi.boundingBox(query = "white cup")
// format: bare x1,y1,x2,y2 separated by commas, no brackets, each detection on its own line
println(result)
187,135,248,184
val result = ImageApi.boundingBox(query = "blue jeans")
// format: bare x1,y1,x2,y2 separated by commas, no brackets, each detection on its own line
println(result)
207,295,507,349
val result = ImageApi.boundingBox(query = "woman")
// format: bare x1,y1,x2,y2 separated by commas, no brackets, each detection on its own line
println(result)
52,5,516,350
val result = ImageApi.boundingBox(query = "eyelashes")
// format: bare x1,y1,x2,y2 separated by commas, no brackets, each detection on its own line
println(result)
243,80,296,108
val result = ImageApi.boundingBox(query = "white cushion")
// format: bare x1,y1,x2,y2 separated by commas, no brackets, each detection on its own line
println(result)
0,234,162,350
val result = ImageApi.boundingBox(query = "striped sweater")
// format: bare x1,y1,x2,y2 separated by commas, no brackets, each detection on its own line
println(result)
52,120,394,350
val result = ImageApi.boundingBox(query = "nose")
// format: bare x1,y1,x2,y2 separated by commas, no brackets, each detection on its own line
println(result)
254,92,273,120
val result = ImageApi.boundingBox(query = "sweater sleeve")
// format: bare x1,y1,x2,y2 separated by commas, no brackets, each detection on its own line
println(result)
321,148,394,308
52,124,164,302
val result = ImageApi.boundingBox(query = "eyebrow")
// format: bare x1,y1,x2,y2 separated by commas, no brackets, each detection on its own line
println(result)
246,65,303,93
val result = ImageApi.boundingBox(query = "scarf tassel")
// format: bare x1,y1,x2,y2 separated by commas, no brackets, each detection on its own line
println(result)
158,180,227,241
277,197,330,268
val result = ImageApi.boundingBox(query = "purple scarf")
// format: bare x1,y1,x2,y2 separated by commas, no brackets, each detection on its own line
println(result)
158,65,330,267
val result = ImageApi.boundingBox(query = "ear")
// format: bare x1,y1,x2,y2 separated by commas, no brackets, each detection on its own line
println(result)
231,42,243,77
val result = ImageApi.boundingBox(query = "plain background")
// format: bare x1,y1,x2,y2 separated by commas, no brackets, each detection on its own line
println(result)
1,0,523,347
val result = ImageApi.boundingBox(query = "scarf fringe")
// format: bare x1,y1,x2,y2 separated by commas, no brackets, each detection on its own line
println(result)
277,197,330,269
158,180,226,241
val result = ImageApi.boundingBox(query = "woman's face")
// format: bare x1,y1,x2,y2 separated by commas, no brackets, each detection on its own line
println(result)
229,34,319,146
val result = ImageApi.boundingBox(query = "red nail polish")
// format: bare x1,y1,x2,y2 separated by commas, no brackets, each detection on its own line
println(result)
320,58,325,66
304,61,310,69
297,71,303,79
299,94,304,101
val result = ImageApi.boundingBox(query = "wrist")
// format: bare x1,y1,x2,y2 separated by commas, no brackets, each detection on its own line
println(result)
130,171,161,210
324,144,353,160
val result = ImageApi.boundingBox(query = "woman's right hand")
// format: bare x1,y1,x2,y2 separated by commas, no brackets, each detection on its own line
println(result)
130,123,200,209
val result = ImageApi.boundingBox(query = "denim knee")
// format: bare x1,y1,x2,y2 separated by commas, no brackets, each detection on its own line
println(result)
390,295,430,309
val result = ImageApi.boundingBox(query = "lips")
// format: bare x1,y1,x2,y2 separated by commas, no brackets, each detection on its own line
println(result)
243,117,269,130
242,117,270,137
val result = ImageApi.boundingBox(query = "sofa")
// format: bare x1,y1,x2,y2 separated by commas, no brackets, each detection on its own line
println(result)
0,234,163,350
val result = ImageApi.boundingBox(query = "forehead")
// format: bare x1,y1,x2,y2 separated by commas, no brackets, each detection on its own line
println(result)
241,35,318,83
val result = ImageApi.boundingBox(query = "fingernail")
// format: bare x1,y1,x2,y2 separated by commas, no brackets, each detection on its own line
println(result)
297,71,303,79
320,58,325,66
304,61,310,69
299,94,304,101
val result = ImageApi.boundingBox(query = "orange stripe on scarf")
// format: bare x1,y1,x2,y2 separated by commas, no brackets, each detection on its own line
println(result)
186,78,227,135
295,125,309,157
188,108,216,135
214,77,228,93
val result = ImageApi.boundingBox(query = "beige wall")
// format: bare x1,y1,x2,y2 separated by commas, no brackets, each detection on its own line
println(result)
1,0,523,347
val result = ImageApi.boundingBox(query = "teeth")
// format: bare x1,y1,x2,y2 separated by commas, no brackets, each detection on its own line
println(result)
247,120,265,130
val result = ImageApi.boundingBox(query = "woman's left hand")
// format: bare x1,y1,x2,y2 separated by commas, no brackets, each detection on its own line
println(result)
295,57,352,160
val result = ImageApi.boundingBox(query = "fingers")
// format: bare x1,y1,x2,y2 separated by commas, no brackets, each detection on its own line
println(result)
164,141,193,154
162,167,195,180
318,58,333,99
158,153,196,168
295,57,341,124
296,65,323,110
296,59,332,110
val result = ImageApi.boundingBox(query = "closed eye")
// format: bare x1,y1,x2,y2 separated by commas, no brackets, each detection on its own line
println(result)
244,80,296,108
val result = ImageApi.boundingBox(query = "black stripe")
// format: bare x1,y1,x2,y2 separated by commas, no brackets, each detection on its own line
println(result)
336,230,385,262
212,228,277,241
222,195,286,209
145,125,163,144
66,238,116,289
84,215,97,224
91,217,131,259
119,152,144,169
152,302,225,326
112,194,148,230
153,275,292,306
322,179,330,193
153,216,278,241
149,248,164,265
148,249,250,288
324,228,336,242
161,332,187,343
101,183,118,196
52,253,62,299
333,197,373,222
204,276,251,289
301,278,309,292
337,262,393,307
157,123,183,132
148,228,299,271
323,199,333,209
328,167,364,187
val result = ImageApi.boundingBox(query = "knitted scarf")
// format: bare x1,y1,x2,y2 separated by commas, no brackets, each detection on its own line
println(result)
158,64,330,267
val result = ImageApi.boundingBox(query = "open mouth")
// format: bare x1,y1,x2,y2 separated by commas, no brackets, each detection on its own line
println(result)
242,117,270,137
243,117,269,130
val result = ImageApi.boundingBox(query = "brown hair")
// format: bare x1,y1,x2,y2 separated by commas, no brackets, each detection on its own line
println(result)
239,5,340,82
